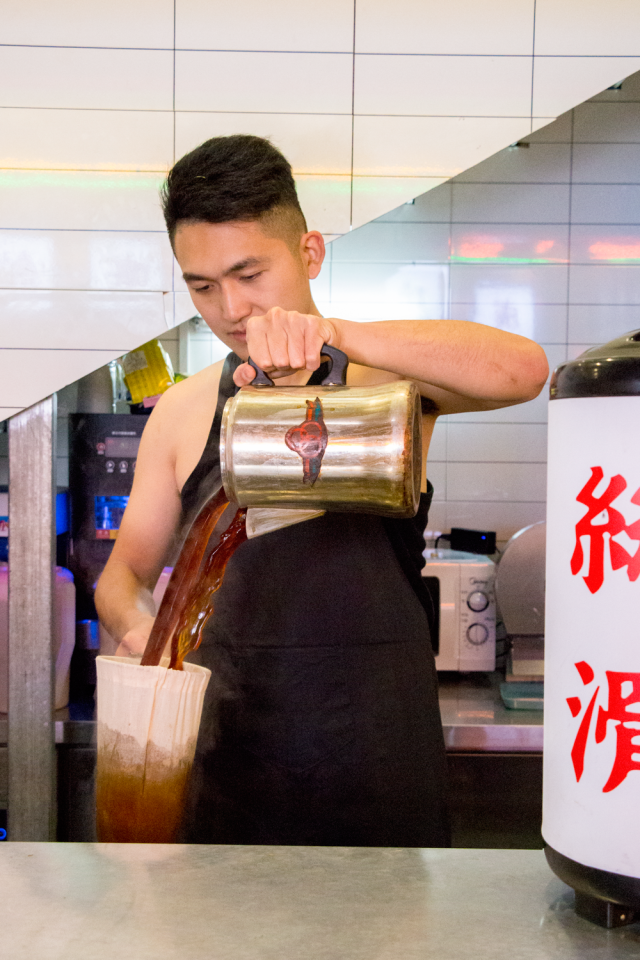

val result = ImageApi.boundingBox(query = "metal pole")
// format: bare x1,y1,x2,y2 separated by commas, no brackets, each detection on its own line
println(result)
8,396,57,841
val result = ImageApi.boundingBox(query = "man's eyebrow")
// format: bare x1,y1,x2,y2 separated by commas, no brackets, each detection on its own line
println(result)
182,257,269,284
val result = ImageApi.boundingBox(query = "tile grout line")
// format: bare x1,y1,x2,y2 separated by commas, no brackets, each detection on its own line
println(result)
3,43,640,58
349,0,357,230
530,0,537,133
566,109,576,357
171,0,177,331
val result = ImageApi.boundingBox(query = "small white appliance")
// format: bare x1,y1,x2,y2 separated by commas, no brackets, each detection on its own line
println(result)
422,549,496,671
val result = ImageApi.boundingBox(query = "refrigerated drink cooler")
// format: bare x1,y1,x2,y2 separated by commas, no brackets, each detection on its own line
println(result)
69,414,147,620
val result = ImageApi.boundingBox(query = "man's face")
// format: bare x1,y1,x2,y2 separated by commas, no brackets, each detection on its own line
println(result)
173,220,324,358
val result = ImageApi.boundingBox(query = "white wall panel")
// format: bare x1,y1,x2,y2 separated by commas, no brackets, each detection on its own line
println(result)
568,264,640,304
568,305,640,345
355,0,535,54
175,113,353,174
355,55,532,117
526,111,573,142
450,222,569,264
0,290,167,349
535,0,640,56
175,52,353,114
0,231,173,290
294,176,352,235
353,116,532,176
447,423,548,462
175,0,354,52
533,57,640,118
0,47,173,111
571,186,640,225
4,0,175,47
332,222,451,262
455,143,571,183
449,263,569,306
451,183,570,223
447,392,549,423
0,349,126,408
0,109,173,171
572,143,640,183
573,101,640,142
330,261,450,310
0,171,166,231
447,461,547,501
377,183,452,223
351,178,447,229
451,299,567,344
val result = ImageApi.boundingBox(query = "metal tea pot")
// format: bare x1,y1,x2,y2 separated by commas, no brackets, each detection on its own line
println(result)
220,344,422,518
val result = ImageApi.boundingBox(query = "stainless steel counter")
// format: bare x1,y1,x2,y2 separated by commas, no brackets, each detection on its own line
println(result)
438,673,543,752
0,844,638,959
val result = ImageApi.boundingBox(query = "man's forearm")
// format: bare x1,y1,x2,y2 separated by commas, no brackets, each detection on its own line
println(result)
95,558,157,645
332,317,548,404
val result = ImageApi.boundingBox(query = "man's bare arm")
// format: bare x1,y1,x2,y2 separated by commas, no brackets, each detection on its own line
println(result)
334,318,548,414
233,311,549,415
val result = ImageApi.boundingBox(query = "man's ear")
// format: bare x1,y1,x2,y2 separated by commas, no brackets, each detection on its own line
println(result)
300,231,325,279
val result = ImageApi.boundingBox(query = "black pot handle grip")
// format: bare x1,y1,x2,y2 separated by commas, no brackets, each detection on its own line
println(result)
248,343,349,387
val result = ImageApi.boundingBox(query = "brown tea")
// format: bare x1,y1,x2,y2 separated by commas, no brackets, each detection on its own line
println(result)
140,487,248,670
97,488,247,843
96,730,192,843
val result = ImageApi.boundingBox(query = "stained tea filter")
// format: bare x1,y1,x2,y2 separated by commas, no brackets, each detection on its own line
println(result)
96,655,211,842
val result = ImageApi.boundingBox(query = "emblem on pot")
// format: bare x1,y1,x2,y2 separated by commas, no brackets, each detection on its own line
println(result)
284,397,328,485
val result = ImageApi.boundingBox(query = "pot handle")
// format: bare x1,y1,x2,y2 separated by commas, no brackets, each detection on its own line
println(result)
248,343,349,387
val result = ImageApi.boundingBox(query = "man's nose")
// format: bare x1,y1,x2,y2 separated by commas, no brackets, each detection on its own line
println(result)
220,283,251,323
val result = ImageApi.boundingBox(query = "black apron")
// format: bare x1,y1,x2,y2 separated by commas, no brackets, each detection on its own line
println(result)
180,354,450,847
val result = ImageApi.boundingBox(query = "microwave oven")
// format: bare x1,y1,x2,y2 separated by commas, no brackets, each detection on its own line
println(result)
422,549,496,672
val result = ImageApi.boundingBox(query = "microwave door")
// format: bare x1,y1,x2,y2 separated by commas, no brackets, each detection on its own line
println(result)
432,564,460,671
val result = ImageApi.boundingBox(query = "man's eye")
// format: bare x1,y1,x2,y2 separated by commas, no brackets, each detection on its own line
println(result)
241,273,261,282
193,285,210,292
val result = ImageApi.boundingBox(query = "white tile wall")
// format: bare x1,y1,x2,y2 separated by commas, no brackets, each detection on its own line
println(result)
5,0,175,47
534,0,640,55
532,57,640,117
355,0,536,55
174,52,353,114
175,0,355,52
0,47,174,111
314,70,640,547
1,0,638,421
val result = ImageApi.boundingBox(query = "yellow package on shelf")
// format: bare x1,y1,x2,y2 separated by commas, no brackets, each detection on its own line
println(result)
120,340,175,405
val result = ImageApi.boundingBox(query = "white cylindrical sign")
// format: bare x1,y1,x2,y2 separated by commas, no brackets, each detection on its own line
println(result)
544,395,640,877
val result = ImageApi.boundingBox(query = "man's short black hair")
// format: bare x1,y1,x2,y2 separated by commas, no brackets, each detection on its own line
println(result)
161,134,307,244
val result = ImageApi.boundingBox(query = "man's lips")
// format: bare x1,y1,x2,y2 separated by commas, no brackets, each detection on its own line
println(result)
229,329,247,341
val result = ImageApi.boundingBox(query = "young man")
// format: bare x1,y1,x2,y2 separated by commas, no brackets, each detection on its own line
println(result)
96,135,548,846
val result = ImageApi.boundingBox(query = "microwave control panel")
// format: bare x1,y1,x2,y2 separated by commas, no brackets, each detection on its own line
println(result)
423,551,496,672
458,564,496,671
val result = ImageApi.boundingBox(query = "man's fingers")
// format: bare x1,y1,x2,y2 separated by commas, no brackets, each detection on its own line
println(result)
233,362,260,386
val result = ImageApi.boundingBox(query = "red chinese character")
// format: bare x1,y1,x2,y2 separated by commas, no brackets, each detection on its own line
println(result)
572,467,627,594
567,660,599,782
595,671,640,792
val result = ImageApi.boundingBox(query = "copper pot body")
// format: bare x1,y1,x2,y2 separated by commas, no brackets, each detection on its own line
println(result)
220,380,422,518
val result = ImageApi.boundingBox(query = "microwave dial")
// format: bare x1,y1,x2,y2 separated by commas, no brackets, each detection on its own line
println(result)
467,590,489,612
467,623,489,645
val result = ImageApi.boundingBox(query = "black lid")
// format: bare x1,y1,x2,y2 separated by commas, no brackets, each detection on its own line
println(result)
551,329,640,399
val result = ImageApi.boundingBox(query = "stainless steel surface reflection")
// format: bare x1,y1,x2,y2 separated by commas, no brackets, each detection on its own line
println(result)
1,844,639,959
221,380,422,517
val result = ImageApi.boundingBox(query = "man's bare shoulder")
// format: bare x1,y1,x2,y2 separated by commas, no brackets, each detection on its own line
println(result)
146,358,228,488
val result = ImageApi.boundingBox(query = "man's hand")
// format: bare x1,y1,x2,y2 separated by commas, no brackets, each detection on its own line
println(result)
233,308,340,386
115,615,155,658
